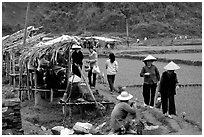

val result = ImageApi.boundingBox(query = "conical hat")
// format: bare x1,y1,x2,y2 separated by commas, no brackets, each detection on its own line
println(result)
164,61,180,70
117,91,133,101
143,55,157,62
69,75,81,83
72,44,81,49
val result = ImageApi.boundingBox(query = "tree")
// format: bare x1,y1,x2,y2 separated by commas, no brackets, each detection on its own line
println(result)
117,3,137,47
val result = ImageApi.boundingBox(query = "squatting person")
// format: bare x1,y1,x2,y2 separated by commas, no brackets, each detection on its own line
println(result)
110,91,137,134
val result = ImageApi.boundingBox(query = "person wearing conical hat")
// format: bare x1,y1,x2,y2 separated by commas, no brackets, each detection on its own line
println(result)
110,91,137,134
140,55,160,108
157,61,180,118
59,74,83,103
71,44,84,78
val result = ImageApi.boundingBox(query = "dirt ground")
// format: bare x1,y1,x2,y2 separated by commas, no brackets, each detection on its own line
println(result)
17,82,202,135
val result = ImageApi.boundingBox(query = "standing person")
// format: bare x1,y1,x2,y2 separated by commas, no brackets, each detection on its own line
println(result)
110,91,137,134
56,48,67,67
140,55,160,108
157,61,180,118
105,53,119,94
86,46,98,88
71,44,84,77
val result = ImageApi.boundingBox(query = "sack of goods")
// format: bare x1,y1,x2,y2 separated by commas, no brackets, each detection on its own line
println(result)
92,65,100,74
73,122,93,134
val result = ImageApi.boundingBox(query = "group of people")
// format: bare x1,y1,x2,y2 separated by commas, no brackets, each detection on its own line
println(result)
57,43,181,134
110,54,180,134
139,55,180,118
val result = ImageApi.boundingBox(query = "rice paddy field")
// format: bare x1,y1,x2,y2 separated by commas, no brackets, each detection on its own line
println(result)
139,53,202,61
96,56,202,128
97,58,202,86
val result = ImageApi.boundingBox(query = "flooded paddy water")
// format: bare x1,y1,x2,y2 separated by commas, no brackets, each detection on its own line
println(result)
97,58,202,86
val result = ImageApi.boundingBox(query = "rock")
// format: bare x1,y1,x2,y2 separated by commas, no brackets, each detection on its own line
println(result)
60,128,74,135
73,122,93,134
51,126,65,135
41,126,47,131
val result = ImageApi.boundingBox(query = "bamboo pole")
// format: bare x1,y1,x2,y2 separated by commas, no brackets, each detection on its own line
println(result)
62,45,71,125
12,51,16,88
77,65,105,110
26,62,30,100
50,88,53,102
5,52,10,79
23,2,30,45
9,51,12,86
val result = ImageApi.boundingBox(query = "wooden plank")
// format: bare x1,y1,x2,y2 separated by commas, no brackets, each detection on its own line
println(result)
9,73,27,76
30,88,65,92
60,102,114,106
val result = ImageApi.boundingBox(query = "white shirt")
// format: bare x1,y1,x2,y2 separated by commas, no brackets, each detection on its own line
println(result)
105,59,118,75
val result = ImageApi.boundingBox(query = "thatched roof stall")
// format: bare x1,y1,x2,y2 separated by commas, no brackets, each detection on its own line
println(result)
84,36,121,49
18,35,78,106
2,26,46,85
19,35,77,70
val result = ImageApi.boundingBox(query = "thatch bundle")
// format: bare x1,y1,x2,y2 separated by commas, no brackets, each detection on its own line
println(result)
19,35,78,70
2,26,42,51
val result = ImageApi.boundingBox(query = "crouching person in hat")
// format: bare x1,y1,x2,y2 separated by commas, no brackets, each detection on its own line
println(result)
110,91,137,134
59,74,83,103
157,61,180,118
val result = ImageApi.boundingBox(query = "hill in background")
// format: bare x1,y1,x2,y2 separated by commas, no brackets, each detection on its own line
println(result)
2,2,202,38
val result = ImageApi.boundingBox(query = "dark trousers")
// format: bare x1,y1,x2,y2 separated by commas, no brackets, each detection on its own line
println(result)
107,75,115,92
161,94,176,115
143,83,157,106
72,64,82,78
88,67,96,87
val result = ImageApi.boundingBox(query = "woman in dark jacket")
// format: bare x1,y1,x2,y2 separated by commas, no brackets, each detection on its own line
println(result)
158,61,180,118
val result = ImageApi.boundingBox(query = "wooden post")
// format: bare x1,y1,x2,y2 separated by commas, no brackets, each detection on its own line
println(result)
50,88,53,102
12,51,16,88
5,52,10,79
9,51,12,86
19,55,24,100
26,63,30,100
62,45,71,125
34,69,41,106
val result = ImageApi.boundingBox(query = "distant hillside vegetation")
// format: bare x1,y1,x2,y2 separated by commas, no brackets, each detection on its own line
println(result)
2,2,202,38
